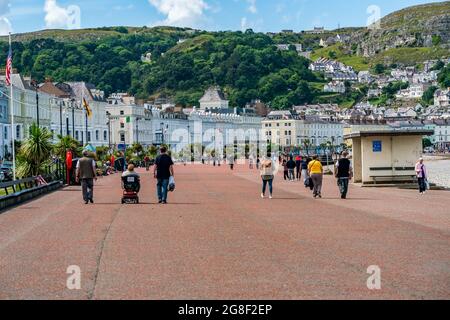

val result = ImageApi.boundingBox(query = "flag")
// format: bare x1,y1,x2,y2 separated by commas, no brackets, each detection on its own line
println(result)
5,46,12,86
82,98,92,118
120,116,131,124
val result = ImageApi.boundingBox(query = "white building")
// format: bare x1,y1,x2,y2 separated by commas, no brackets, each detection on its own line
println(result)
358,71,372,83
262,111,344,148
434,89,449,108
395,84,424,99
324,81,346,94
106,103,152,147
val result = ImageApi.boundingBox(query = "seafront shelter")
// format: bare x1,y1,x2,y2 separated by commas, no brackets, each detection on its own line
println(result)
344,129,434,184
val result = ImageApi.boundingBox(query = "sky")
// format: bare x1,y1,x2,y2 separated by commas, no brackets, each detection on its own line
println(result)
0,0,445,35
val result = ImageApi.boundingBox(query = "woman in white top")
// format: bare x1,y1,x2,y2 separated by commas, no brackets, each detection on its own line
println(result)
260,157,275,199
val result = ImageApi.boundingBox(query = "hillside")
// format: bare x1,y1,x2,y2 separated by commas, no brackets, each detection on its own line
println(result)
352,1,450,57
0,2,449,109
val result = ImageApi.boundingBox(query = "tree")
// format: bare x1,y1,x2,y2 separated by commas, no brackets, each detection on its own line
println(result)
423,137,433,149
328,51,337,59
432,35,441,46
431,60,445,71
16,124,53,178
422,86,438,106
54,135,81,159
438,66,450,88
372,63,385,75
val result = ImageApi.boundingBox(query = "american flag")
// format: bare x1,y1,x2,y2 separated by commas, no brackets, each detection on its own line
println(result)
5,46,12,86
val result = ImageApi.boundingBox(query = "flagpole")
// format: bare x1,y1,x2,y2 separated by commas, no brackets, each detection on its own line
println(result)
81,82,85,146
9,33,16,181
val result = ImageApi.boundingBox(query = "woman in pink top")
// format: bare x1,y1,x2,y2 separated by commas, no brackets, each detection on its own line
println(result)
415,158,428,194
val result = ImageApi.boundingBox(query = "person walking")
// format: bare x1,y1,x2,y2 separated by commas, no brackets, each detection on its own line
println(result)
301,157,309,184
335,151,353,199
308,155,323,198
260,157,275,199
286,156,296,181
282,158,288,180
76,150,97,204
415,157,428,195
154,146,174,204
295,155,302,180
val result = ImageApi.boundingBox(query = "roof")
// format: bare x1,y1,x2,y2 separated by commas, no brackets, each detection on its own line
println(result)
199,86,228,103
344,129,434,139
0,73,33,90
38,81,70,98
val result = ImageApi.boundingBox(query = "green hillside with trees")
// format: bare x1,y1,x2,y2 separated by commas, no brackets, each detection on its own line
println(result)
1,28,322,109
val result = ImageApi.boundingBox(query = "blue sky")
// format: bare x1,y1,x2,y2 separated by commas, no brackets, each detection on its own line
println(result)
0,0,445,35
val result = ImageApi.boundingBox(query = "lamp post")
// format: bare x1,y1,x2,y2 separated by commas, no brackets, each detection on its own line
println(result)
187,124,190,159
136,117,141,144
106,111,111,150
31,80,40,127
71,99,75,139
59,100,63,136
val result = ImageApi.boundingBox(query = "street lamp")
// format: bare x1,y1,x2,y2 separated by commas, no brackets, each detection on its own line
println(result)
106,111,112,149
31,80,39,127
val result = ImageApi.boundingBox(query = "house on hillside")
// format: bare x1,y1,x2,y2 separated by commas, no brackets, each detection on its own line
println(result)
324,81,346,93
358,71,373,83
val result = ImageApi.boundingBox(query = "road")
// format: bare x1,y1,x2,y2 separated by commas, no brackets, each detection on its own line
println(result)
0,164,449,300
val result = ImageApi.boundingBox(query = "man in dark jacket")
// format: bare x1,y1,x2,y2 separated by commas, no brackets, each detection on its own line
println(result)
154,146,174,204
76,150,97,204
335,151,353,199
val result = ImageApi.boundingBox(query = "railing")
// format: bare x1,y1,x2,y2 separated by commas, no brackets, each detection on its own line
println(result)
0,177,40,196
0,161,66,198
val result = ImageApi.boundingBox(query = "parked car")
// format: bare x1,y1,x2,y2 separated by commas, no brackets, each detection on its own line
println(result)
0,161,13,182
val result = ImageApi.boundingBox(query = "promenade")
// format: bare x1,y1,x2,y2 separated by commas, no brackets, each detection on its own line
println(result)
0,164,449,300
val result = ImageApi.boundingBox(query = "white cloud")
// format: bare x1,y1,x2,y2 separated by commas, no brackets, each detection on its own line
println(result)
44,0,81,29
246,0,257,14
0,0,11,35
0,16,12,35
148,0,208,28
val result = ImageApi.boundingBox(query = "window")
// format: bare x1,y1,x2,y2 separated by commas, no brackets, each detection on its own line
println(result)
95,130,99,141
4,127,7,140
120,133,125,142
87,131,91,142
16,125,20,139
103,130,107,141
75,131,79,140
120,123,125,129
120,110,124,115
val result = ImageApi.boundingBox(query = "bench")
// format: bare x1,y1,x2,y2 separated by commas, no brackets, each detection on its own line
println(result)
369,167,417,184
0,177,63,212
0,177,39,196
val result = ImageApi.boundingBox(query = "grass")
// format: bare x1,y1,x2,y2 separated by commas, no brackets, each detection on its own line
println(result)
310,44,370,71
373,47,450,66
0,186,16,197
311,44,450,72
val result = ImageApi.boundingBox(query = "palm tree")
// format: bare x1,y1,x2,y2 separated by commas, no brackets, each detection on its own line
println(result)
303,139,311,155
54,135,81,159
148,145,158,159
16,123,53,178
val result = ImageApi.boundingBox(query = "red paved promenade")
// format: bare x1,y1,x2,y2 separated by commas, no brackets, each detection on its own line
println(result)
0,164,449,299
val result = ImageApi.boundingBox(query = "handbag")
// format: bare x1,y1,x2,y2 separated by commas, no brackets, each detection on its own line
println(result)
168,176,176,192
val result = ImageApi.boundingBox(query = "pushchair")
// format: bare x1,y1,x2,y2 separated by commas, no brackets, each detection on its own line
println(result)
121,174,141,204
